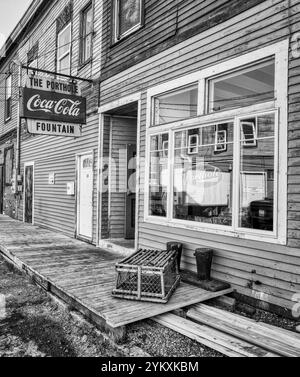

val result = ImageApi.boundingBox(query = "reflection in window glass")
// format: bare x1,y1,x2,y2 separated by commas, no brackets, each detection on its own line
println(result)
153,84,198,126
81,5,93,63
239,113,275,231
57,23,71,75
209,59,275,112
149,134,169,217
173,123,234,226
117,0,141,39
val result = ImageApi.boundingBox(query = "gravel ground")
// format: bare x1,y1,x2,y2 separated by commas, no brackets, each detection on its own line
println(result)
126,320,223,357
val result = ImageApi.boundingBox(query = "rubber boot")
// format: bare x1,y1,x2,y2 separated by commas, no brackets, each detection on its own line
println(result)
166,242,183,272
194,248,213,281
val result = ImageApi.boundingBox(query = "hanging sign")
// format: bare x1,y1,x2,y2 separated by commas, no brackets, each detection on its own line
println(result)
27,119,82,138
26,75,81,95
22,87,86,125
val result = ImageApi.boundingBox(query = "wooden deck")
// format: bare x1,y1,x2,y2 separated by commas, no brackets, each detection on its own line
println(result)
0,215,232,340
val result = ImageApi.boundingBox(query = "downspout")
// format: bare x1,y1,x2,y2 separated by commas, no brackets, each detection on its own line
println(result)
15,62,22,220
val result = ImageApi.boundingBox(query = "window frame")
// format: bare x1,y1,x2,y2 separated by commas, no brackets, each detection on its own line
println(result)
114,0,144,42
27,42,39,69
145,40,289,245
80,2,93,65
57,22,72,75
5,74,12,122
207,57,276,114
4,147,14,187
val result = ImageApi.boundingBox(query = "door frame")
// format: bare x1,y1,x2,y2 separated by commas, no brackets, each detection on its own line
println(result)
23,161,35,224
97,93,142,250
125,143,137,239
76,150,94,242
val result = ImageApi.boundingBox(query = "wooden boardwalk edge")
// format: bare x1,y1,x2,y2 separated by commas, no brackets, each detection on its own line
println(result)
0,244,127,343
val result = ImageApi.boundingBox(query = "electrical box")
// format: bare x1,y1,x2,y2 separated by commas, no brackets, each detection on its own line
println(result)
48,173,55,185
67,182,75,196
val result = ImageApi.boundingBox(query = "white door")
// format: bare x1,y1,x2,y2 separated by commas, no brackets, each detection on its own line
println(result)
77,154,93,239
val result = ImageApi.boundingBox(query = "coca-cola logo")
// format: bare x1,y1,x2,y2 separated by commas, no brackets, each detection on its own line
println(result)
22,88,86,124
27,94,81,117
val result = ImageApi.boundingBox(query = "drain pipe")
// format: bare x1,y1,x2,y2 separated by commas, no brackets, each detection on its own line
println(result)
12,60,22,219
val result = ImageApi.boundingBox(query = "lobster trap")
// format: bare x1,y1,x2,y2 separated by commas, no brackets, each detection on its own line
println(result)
112,249,181,303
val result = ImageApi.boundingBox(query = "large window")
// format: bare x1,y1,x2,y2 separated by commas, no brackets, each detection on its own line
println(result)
152,84,198,126
146,41,288,243
80,4,93,64
239,113,276,232
173,123,234,226
114,0,143,41
208,59,275,113
149,133,169,217
57,23,72,75
5,75,12,121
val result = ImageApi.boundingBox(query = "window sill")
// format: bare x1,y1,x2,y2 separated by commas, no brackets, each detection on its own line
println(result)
143,216,286,246
110,24,144,49
77,58,92,71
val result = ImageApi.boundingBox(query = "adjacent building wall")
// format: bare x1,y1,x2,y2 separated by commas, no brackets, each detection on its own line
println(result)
0,0,103,242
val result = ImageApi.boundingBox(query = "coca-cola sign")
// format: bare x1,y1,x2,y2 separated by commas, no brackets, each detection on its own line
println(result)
22,88,86,124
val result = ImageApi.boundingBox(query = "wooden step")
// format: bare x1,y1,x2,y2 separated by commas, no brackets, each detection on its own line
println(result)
153,313,279,357
187,304,300,357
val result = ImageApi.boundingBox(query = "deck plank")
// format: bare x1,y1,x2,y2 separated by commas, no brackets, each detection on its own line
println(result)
0,215,232,331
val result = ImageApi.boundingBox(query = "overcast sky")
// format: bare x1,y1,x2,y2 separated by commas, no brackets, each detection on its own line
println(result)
0,0,32,49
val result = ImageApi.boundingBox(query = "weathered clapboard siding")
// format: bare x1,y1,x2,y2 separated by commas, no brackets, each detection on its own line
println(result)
109,117,137,239
99,0,300,310
19,114,99,240
100,0,267,80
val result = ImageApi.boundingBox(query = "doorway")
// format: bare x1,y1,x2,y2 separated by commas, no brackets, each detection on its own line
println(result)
24,163,34,224
99,99,139,253
77,153,93,240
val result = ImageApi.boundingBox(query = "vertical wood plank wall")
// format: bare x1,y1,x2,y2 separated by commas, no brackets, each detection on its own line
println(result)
99,0,300,310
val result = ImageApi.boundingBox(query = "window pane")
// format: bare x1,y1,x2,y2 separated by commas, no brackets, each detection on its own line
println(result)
209,60,275,112
85,7,93,34
149,134,169,217
118,0,141,37
82,7,93,62
6,75,12,99
84,34,92,61
153,84,198,126
173,123,234,226
58,24,71,58
5,149,13,185
239,113,275,231
58,54,70,75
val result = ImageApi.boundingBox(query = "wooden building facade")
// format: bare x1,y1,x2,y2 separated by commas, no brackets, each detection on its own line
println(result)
0,0,299,316
97,0,300,315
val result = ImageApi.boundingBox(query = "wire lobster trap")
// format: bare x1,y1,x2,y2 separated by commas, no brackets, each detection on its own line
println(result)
112,248,181,303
